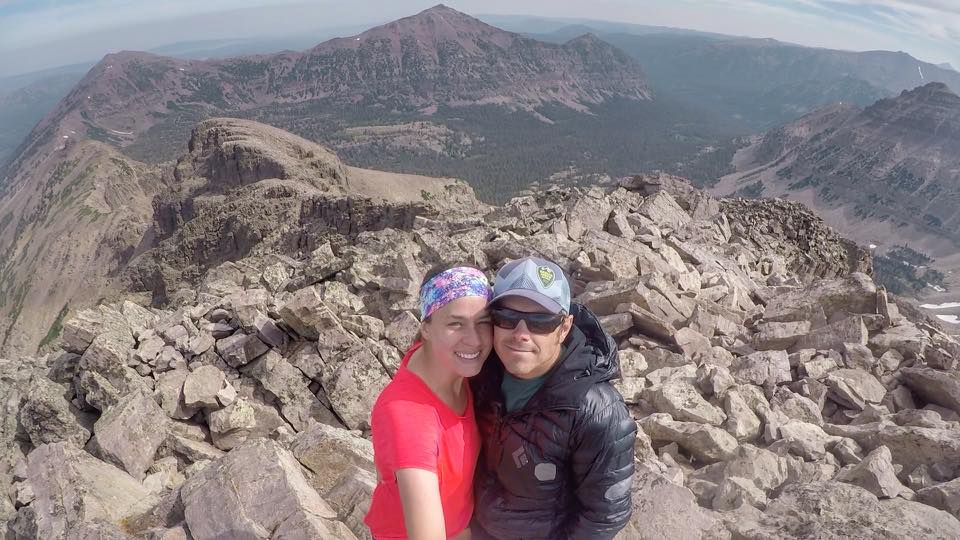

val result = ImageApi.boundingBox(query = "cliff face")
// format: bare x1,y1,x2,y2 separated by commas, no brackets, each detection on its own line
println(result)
0,139,158,356
716,83,960,260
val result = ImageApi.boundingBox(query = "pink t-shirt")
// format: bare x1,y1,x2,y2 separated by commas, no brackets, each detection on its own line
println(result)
364,342,480,539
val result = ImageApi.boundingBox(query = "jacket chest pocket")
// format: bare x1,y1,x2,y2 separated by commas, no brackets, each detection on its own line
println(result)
496,427,568,499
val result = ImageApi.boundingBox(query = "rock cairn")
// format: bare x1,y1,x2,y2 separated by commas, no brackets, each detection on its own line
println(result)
3,174,960,539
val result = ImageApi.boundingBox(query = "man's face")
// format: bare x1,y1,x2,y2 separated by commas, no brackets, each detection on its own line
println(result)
493,296,573,379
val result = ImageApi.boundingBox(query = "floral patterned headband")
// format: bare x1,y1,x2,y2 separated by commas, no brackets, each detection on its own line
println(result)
419,267,492,319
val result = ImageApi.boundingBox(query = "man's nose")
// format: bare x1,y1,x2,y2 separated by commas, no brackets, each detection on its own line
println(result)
511,320,532,340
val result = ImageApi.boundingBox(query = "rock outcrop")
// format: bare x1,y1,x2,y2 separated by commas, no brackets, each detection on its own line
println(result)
126,117,483,307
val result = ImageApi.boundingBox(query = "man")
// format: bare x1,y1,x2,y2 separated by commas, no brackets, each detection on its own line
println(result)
471,256,636,540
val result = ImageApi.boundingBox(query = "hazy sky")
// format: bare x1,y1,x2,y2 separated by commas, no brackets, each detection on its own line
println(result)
1,0,958,77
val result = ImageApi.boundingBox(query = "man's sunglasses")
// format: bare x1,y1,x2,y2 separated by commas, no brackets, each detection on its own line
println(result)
490,307,566,334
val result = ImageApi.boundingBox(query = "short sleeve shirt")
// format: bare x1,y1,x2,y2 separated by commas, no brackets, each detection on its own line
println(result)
364,342,481,539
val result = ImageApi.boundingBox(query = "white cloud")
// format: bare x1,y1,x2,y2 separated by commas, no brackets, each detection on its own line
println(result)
0,0,304,49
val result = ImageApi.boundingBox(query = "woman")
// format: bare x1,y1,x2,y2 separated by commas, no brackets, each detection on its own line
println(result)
365,265,494,540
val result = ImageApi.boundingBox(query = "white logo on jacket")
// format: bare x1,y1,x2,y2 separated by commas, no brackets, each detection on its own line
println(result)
512,447,528,468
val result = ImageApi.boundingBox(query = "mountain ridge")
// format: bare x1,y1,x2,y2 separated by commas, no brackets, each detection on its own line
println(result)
3,4,648,179
714,82,960,266
601,32,960,131
0,115,480,356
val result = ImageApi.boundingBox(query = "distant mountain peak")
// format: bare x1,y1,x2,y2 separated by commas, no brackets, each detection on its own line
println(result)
332,2,515,52
405,3,490,25
420,4,465,15
566,33,603,44
907,81,954,96
871,81,960,119
94,50,166,68
4,5,649,181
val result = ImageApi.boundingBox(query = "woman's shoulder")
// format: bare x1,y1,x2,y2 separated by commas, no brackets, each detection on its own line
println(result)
372,369,441,416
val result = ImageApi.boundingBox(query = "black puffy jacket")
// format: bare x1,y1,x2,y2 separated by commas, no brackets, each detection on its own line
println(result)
471,303,636,540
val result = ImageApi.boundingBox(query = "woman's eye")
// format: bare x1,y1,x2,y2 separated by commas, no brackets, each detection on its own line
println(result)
449,322,462,328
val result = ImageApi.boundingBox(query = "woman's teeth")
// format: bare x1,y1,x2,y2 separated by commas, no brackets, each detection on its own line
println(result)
455,351,480,360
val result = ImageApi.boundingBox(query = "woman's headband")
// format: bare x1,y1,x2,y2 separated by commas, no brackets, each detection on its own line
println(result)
419,267,492,319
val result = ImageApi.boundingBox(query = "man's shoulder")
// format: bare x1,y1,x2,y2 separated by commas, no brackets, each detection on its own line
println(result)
576,381,628,420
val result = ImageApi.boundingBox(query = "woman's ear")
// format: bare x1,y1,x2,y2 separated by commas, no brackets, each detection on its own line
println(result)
418,321,431,341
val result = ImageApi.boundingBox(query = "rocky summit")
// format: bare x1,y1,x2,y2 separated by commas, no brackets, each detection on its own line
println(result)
3,119,960,538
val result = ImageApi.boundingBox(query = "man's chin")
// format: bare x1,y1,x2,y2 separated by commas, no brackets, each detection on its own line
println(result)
501,359,535,378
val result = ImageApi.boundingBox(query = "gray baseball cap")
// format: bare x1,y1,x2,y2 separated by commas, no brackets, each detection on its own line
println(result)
491,257,571,314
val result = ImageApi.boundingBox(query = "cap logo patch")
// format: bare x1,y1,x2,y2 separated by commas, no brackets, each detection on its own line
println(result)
536,266,555,288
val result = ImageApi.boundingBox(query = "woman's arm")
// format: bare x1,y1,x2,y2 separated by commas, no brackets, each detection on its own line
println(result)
396,468,447,540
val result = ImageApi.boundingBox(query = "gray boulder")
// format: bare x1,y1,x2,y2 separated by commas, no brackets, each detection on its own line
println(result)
18,375,93,447
179,438,349,539
792,315,868,352
384,311,420,351
615,469,723,540
916,478,960,520
725,481,960,539
825,369,886,410
88,390,169,480
645,379,727,426
242,351,341,431
321,345,390,430
762,273,877,323
290,422,376,495
154,368,198,420
325,467,376,540
776,421,835,461
899,367,960,417
279,287,334,340
17,442,156,539
752,321,810,351
836,446,912,499
78,331,147,410
640,413,739,463
61,306,131,354
823,421,960,473
730,350,791,386
723,390,761,442
182,365,226,409
215,333,269,368
722,444,792,494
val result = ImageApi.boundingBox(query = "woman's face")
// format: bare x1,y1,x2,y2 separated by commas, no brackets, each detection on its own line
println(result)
421,295,493,378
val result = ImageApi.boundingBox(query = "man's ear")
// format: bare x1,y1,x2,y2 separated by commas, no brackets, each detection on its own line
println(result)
556,314,574,342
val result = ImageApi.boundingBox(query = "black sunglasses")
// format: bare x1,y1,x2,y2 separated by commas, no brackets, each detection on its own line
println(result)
490,307,566,334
